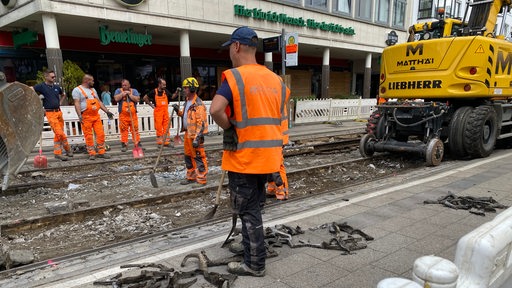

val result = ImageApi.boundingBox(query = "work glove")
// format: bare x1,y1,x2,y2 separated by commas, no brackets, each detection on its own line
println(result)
192,137,200,148
223,126,238,151
106,111,114,120
172,104,179,113
39,94,45,100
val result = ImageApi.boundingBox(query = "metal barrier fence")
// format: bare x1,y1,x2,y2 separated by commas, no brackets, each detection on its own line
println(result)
294,98,377,124
41,98,377,147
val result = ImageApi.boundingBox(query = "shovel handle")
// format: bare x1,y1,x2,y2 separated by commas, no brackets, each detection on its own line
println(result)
215,170,227,205
39,129,43,155
153,109,175,171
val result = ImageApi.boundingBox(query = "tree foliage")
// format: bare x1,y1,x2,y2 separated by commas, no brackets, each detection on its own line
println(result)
36,60,85,105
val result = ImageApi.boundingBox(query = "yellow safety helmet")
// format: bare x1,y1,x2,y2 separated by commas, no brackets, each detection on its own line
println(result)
182,77,199,93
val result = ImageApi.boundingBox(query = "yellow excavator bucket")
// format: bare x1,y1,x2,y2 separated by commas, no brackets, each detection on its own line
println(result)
0,72,44,190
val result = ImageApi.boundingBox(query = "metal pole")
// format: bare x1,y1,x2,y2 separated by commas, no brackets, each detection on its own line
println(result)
281,28,286,78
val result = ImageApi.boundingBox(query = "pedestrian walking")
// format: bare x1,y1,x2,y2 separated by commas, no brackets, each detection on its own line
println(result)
101,84,112,106
172,77,209,186
32,70,73,161
114,79,141,152
209,26,290,277
142,78,178,146
72,74,114,160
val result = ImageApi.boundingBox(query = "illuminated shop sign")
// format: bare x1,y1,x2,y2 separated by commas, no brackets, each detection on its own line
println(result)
234,5,355,36
99,25,152,47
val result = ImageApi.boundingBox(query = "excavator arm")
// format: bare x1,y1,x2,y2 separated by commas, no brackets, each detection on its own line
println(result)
465,0,512,37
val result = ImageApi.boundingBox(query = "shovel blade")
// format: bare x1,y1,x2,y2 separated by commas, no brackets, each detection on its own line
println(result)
174,135,183,145
34,155,47,168
133,147,144,158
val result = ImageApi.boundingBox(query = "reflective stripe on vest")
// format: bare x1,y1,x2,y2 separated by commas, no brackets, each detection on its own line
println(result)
229,68,286,129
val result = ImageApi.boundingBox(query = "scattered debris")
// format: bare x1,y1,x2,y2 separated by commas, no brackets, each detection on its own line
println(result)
264,222,373,255
93,255,237,288
424,192,508,216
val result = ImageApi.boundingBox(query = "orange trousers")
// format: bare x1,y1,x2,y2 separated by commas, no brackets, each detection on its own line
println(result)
45,111,70,155
183,133,208,184
267,155,288,200
82,114,105,156
154,107,170,145
119,112,140,145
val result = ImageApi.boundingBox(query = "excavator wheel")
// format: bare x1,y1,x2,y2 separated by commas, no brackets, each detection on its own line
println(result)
448,106,473,159
463,105,497,158
359,134,376,158
425,138,444,166
366,110,385,139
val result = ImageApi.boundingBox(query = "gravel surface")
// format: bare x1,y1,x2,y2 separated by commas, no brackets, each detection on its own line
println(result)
0,148,423,268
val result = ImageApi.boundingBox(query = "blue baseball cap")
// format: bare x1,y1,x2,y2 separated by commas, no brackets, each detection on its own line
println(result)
222,26,258,47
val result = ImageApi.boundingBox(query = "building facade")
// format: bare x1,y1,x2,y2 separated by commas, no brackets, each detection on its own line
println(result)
0,0,414,100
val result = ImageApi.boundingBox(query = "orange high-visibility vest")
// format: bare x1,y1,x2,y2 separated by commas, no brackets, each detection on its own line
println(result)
221,64,289,174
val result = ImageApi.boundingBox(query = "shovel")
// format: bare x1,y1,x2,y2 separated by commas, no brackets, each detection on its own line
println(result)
150,109,175,188
202,170,226,220
34,133,47,168
174,89,183,146
127,98,144,158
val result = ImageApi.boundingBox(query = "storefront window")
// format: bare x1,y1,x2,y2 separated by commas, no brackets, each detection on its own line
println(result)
306,0,328,9
377,0,390,24
418,0,433,19
356,0,372,20
193,66,217,101
333,0,351,14
393,0,406,28
418,0,461,19
282,0,301,4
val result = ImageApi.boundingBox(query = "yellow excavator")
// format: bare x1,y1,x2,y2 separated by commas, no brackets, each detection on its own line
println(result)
0,72,44,190
360,0,512,166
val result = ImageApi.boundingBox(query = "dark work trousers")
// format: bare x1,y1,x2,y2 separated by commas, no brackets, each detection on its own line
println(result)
228,171,267,271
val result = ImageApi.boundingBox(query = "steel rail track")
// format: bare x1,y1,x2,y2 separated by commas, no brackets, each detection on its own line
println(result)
4,136,362,194
0,155,407,278
0,156,378,235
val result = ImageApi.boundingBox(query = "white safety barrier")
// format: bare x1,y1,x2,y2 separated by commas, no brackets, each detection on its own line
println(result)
377,278,422,288
294,97,376,124
454,206,512,288
41,102,221,147
40,98,377,147
377,206,512,288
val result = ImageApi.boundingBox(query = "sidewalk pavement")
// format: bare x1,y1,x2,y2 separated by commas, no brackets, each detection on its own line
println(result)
25,141,512,288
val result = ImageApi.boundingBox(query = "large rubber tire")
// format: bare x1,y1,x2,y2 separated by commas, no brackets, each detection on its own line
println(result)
463,105,498,158
426,138,444,166
448,106,473,159
359,134,376,158
366,110,385,139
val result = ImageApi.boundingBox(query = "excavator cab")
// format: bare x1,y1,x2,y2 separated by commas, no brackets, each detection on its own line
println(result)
0,72,44,190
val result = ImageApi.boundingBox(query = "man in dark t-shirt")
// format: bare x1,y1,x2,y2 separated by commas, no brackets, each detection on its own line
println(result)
33,70,73,161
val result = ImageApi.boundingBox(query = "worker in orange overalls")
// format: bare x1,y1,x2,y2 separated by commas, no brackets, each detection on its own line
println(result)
172,77,208,186
72,74,114,160
142,78,178,146
33,70,73,161
114,79,141,152
266,90,290,200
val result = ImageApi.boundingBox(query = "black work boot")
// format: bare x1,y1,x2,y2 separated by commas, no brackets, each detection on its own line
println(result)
121,143,127,152
55,154,68,161
180,179,195,185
